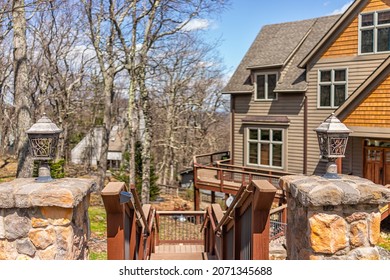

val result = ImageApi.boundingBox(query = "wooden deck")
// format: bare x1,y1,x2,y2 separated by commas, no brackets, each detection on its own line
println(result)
150,245,215,260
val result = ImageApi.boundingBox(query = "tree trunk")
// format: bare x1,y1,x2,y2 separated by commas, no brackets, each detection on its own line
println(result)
13,0,34,178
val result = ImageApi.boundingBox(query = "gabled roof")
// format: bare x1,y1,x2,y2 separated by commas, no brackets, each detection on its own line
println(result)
223,15,340,94
335,55,390,121
299,0,367,67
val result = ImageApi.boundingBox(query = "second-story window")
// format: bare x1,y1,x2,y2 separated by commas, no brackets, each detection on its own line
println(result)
255,73,277,100
360,11,390,54
318,69,347,108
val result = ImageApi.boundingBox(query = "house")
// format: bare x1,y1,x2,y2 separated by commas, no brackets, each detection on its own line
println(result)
71,125,125,169
223,0,390,185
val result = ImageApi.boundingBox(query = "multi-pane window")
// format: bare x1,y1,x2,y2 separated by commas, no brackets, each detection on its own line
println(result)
247,128,283,168
318,69,347,108
255,73,277,100
360,11,390,54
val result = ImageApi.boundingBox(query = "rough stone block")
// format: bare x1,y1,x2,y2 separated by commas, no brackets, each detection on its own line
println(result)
349,221,368,248
55,226,74,260
309,213,348,254
16,239,36,257
40,206,72,226
308,185,343,206
0,240,17,260
4,211,31,239
347,247,380,260
369,212,381,245
31,217,49,228
37,245,57,260
0,183,16,208
29,227,55,250
345,212,369,223
356,184,390,204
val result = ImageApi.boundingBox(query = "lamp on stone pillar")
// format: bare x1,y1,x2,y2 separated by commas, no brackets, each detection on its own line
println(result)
26,113,62,182
314,113,352,179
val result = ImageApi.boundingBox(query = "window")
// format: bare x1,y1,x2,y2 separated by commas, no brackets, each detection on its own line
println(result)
360,11,390,54
247,128,283,168
318,69,347,108
255,73,277,100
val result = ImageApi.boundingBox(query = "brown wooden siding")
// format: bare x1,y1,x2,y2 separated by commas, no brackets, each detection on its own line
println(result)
364,0,390,11
232,90,305,174
344,74,390,127
322,17,358,58
306,57,384,175
322,0,390,59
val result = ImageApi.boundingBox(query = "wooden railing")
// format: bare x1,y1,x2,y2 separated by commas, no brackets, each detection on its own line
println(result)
155,211,205,245
101,182,156,260
202,180,277,260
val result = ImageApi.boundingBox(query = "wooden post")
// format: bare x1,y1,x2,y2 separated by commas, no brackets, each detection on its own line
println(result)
233,208,241,260
336,157,342,174
251,180,276,260
194,186,200,212
155,213,160,246
211,191,216,204
101,182,126,260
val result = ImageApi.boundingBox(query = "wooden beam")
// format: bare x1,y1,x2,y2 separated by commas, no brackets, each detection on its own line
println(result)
101,182,126,260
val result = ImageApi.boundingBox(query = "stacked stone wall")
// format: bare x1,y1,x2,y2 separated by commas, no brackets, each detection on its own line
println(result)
281,175,390,260
0,178,95,260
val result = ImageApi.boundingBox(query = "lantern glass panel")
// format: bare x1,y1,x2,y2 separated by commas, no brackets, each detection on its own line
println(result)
28,134,59,160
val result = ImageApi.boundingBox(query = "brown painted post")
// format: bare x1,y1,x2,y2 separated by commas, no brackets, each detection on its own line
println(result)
233,208,241,260
155,213,160,246
336,157,342,174
101,182,126,260
251,180,276,260
129,209,137,260
211,191,216,204
194,186,200,212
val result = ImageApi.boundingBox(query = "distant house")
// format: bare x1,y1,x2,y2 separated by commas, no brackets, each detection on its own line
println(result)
223,0,390,185
71,126,125,169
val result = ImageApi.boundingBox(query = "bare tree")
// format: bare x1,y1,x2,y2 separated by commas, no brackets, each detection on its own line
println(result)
82,0,123,189
12,0,35,177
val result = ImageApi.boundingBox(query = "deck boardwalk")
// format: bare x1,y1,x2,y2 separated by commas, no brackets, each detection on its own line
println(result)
150,245,214,260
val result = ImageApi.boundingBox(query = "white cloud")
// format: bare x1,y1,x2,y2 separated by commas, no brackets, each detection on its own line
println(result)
181,19,211,31
323,1,330,7
330,1,353,15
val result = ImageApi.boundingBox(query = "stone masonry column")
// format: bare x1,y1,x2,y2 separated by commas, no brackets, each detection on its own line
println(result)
0,178,96,260
280,175,390,260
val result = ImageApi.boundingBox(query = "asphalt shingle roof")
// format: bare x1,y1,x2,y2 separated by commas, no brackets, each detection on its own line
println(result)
223,15,341,93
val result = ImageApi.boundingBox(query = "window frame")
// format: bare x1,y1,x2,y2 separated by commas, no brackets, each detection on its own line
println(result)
254,72,278,101
359,10,390,55
317,68,348,109
246,127,285,169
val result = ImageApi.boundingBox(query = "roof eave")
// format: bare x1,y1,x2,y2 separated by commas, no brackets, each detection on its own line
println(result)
246,64,284,70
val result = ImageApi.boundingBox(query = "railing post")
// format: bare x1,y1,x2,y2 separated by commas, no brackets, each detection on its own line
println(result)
155,213,160,246
251,180,277,260
101,182,126,260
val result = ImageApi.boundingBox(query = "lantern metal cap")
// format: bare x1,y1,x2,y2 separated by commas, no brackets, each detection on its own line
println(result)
26,113,62,135
314,113,352,134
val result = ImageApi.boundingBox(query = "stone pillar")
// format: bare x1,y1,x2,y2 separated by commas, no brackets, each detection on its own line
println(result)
0,178,96,260
280,175,390,260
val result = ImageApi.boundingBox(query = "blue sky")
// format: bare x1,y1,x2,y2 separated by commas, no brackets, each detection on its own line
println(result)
203,0,354,76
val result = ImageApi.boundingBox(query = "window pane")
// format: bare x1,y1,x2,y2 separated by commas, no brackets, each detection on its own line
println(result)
273,130,282,142
267,74,277,99
361,13,374,26
378,27,390,52
320,71,331,82
378,11,390,25
256,75,265,99
249,129,258,140
249,143,258,164
334,70,346,82
334,85,346,107
320,85,331,107
261,129,270,141
272,144,282,167
260,144,270,165
361,29,374,53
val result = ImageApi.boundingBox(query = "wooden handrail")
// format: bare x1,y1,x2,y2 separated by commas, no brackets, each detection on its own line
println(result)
193,151,230,164
195,164,283,179
130,187,150,235
203,180,277,260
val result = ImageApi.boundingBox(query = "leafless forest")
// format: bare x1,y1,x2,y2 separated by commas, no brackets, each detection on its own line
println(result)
0,0,230,202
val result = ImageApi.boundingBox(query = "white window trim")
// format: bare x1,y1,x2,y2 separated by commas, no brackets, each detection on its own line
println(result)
359,9,390,55
254,72,278,101
317,68,348,109
246,127,285,169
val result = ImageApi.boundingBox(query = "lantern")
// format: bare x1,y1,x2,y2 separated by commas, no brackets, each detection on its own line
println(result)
26,113,62,182
314,113,352,179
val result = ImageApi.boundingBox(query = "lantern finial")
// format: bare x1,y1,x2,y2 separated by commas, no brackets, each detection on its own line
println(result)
314,114,352,179
26,114,62,182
